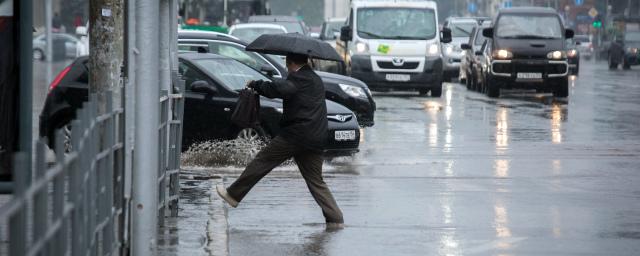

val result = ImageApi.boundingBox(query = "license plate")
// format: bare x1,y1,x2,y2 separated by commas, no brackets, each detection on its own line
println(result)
385,74,410,82
517,72,542,79
334,130,356,141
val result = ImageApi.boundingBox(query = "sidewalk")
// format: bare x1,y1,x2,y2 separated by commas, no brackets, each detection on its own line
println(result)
158,169,229,256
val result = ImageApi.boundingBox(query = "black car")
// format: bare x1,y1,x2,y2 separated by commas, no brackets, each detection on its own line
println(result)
482,7,574,98
178,30,375,126
460,21,491,90
39,54,361,156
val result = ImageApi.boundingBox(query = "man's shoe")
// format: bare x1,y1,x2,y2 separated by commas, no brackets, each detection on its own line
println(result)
326,222,344,229
216,185,239,208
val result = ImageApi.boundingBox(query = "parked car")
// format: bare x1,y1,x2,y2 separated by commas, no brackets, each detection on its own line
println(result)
574,34,593,60
473,39,493,94
441,17,480,81
319,17,347,49
482,7,574,98
460,21,491,90
607,17,640,70
566,38,580,75
248,15,308,35
228,23,288,43
177,30,375,127
32,33,84,60
39,54,361,156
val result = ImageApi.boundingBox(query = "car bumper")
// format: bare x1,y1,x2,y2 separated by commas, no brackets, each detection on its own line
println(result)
350,55,443,91
490,59,568,88
324,128,360,156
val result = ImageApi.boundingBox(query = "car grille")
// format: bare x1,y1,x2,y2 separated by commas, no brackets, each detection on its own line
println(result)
377,61,420,70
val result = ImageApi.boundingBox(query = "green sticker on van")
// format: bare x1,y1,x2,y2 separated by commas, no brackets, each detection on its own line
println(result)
377,44,390,54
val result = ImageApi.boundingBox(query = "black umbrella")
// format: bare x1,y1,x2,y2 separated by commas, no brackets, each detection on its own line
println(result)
245,33,342,61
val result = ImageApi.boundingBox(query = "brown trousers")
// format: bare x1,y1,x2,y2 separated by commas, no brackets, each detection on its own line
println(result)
226,136,344,223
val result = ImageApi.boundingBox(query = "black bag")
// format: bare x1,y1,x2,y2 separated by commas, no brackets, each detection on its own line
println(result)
231,88,260,128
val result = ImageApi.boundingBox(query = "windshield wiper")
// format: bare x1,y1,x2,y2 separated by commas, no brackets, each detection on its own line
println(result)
358,30,384,39
386,35,426,40
502,35,557,39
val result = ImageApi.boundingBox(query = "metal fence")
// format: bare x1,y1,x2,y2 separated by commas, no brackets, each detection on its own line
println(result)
0,85,184,255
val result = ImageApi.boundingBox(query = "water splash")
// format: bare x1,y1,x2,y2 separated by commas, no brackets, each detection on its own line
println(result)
181,139,267,167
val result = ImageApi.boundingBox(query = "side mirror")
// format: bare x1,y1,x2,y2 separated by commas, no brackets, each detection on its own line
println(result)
76,26,87,36
190,80,217,95
440,27,452,43
340,26,352,42
475,50,483,56
461,43,472,50
482,28,494,38
565,29,574,39
260,65,276,77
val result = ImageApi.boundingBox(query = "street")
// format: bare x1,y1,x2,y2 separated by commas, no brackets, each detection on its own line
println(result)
188,61,640,255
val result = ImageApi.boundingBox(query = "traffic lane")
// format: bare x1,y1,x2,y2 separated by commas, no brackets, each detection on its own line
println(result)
223,61,640,255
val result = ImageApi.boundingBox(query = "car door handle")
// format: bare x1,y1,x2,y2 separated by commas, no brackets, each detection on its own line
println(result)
224,108,231,112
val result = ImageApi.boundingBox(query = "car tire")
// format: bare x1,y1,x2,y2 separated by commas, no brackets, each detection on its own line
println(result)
552,77,569,98
48,119,73,153
431,83,442,98
608,56,618,69
465,73,472,90
34,49,45,61
486,77,500,98
419,89,429,96
623,60,631,70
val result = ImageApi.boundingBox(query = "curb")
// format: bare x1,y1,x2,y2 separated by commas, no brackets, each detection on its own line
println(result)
206,178,230,256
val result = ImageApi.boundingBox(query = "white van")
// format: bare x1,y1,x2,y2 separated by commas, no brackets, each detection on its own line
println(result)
336,0,451,97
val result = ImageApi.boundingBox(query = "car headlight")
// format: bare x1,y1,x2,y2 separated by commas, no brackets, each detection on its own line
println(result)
627,47,638,54
444,45,453,55
339,84,367,98
492,49,513,59
275,108,283,113
355,41,369,53
427,44,439,56
547,50,566,60
567,49,577,58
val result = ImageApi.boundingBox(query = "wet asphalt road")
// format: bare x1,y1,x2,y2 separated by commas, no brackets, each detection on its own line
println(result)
212,61,640,256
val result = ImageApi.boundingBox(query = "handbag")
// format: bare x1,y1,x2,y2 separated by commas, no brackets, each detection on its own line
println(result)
231,88,260,128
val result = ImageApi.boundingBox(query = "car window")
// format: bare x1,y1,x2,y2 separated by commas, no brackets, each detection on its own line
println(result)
496,14,562,39
194,59,269,91
179,60,210,90
230,27,286,43
450,22,476,37
474,28,487,46
207,42,270,71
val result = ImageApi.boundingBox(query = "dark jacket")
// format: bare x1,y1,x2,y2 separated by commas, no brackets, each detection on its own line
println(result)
252,65,328,152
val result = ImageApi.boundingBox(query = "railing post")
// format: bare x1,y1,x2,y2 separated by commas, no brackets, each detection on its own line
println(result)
132,0,160,254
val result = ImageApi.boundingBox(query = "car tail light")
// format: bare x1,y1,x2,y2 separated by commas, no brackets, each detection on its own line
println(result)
49,65,72,92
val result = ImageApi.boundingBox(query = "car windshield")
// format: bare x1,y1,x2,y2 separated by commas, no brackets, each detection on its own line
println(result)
496,14,562,39
356,8,436,40
195,58,269,91
626,31,640,42
267,21,304,34
450,22,476,37
574,35,590,43
323,20,345,39
230,27,286,43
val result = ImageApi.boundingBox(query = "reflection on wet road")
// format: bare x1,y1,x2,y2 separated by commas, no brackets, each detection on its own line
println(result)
212,62,640,255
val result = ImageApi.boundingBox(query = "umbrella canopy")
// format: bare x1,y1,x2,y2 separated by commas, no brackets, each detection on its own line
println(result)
246,33,343,61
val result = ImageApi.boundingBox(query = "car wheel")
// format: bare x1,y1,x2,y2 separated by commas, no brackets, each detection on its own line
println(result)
608,56,618,69
418,89,429,96
48,123,73,153
236,127,269,142
486,76,500,98
33,49,45,60
553,77,569,98
430,84,443,97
